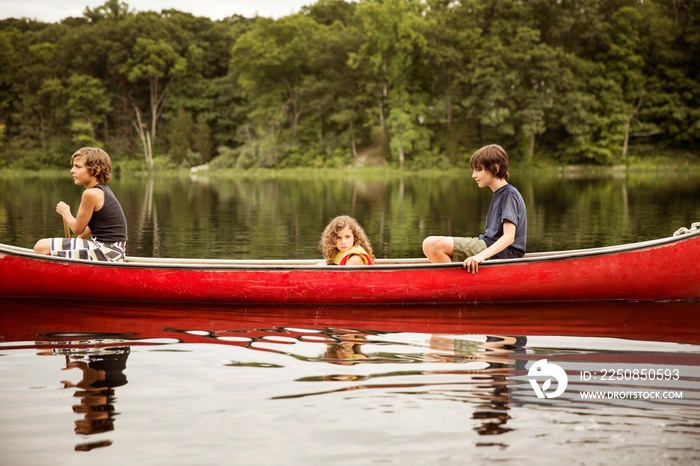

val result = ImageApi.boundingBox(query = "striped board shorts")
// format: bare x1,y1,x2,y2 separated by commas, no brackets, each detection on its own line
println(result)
50,237,127,262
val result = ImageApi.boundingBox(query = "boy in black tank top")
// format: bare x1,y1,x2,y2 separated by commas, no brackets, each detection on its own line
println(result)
33,147,128,262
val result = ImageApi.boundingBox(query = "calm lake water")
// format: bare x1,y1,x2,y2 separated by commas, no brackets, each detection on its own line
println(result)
1,169,700,464
2,169,700,258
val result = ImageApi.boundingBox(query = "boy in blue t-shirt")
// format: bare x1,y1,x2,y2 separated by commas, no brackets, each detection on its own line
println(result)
422,144,527,273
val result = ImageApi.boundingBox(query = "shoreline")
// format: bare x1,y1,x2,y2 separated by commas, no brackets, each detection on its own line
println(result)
2,162,699,179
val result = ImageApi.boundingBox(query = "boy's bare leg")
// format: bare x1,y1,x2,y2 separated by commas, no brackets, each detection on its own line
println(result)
422,236,454,263
33,239,51,255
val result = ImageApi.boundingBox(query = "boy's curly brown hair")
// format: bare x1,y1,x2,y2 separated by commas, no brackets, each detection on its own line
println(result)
71,147,113,185
319,215,375,264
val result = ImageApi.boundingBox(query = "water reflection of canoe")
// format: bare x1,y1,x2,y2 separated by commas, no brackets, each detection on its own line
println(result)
1,226,699,303
1,299,699,346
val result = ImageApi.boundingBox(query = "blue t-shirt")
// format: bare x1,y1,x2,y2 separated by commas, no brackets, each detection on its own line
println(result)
479,184,527,259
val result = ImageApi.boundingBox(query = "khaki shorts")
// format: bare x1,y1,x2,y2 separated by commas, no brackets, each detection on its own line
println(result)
452,237,487,263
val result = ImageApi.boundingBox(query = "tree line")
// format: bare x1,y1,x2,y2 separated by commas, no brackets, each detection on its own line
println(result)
1,0,698,170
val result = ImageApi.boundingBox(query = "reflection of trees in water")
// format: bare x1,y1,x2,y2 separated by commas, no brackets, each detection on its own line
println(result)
134,173,700,257
6,173,700,256
51,346,130,452
134,176,160,256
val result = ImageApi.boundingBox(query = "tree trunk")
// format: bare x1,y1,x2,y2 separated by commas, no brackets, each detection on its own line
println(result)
445,94,452,130
287,81,299,138
620,92,644,161
349,117,357,158
378,83,387,133
378,97,385,133
141,75,176,169
130,100,153,170
397,119,405,169
244,126,256,161
622,120,630,160
149,79,159,155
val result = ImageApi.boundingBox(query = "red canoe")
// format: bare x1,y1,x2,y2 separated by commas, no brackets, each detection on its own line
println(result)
1,225,699,303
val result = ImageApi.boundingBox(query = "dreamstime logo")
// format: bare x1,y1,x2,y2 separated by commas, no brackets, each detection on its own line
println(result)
528,359,568,399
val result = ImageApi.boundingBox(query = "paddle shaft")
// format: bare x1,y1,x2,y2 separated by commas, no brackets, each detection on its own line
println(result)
63,217,70,238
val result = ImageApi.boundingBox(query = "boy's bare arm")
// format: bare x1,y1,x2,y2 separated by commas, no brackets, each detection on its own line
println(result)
56,189,101,236
463,220,516,274
78,227,91,239
74,189,101,234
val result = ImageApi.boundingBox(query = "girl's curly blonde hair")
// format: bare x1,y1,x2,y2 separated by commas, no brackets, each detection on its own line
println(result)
319,215,375,264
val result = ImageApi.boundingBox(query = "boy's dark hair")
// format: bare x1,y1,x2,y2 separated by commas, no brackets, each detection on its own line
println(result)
470,144,509,181
71,147,112,185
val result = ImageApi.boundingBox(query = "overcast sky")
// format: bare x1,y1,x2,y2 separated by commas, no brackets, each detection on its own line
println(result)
1,0,316,23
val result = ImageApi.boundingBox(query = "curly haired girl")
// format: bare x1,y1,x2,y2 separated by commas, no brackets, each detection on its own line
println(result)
319,215,375,265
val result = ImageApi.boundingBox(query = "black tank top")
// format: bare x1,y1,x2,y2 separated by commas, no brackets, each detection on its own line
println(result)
87,184,128,243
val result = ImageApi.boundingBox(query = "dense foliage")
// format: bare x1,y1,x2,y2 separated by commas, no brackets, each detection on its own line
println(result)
1,0,698,170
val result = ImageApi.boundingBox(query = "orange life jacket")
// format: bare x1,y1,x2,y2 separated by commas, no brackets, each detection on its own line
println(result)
331,245,374,265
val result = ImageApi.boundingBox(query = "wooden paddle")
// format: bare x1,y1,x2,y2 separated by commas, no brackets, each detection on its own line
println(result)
63,218,70,238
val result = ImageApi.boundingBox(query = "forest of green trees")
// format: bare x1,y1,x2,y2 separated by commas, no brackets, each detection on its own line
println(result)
1,0,698,170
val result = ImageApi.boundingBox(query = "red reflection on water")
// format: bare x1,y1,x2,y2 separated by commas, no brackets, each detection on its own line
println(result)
1,299,698,347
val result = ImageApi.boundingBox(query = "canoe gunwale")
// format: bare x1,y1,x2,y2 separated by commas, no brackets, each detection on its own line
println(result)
1,228,698,271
